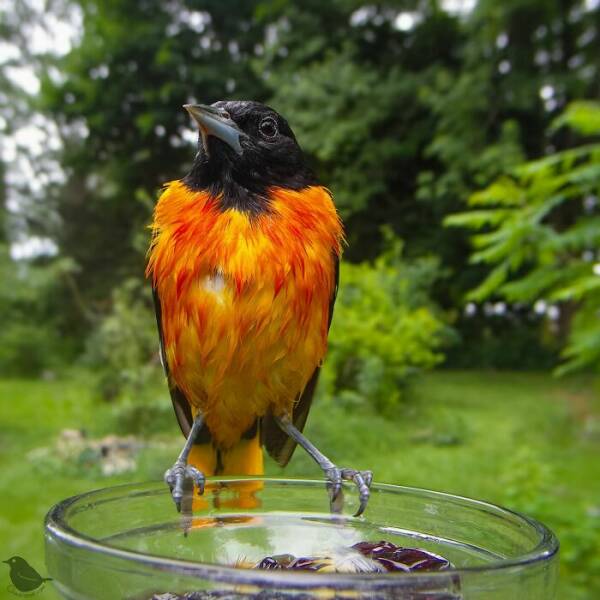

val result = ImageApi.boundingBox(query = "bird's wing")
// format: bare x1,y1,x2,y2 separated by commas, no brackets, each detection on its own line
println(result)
152,287,210,442
262,254,339,466
16,563,44,585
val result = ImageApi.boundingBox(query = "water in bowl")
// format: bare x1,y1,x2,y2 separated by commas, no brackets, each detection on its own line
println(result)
105,511,495,570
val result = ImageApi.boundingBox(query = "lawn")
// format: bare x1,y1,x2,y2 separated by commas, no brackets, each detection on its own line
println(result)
0,371,598,598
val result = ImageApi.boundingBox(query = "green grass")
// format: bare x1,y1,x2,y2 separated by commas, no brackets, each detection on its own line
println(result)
0,371,599,598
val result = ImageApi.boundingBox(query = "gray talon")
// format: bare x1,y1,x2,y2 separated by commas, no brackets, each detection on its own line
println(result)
327,468,373,517
164,461,206,511
187,465,206,495
325,467,343,503
350,470,372,517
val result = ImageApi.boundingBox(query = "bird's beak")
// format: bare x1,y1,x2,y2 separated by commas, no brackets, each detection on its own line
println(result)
184,104,244,155
2,560,8,564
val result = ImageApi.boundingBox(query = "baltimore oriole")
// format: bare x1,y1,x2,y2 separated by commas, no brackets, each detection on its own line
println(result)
146,101,372,516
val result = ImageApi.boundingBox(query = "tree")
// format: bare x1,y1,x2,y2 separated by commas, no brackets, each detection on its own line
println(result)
446,101,600,373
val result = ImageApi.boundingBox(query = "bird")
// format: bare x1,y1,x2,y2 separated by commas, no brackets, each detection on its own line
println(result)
146,100,372,516
3,556,51,592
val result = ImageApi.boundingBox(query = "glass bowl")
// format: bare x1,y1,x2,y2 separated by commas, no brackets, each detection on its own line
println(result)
45,478,558,599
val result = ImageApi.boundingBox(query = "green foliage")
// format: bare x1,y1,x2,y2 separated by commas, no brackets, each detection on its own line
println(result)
551,101,600,136
108,397,174,436
0,245,75,375
84,278,158,400
447,101,600,373
446,311,559,370
0,322,61,376
323,232,448,413
500,445,600,599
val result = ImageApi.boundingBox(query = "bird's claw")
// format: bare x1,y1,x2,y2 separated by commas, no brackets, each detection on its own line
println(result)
325,466,373,517
164,461,205,512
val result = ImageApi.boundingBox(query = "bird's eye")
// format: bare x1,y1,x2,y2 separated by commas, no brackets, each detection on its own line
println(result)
259,117,278,140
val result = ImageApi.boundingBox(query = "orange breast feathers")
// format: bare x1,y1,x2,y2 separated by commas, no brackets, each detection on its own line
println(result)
146,181,343,447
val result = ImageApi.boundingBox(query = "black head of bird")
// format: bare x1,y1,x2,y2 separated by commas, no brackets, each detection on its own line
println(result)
183,101,317,214
3,556,51,592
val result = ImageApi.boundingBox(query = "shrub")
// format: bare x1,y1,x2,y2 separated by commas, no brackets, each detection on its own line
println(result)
84,278,159,401
0,245,74,376
323,232,450,414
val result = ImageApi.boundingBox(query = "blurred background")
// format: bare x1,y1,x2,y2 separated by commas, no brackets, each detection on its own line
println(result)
1,0,599,597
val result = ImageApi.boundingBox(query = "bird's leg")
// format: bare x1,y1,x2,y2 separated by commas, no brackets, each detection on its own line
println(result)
164,413,206,512
275,415,372,517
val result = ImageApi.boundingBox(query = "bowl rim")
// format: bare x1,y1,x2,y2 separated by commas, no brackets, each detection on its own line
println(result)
44,477,559,590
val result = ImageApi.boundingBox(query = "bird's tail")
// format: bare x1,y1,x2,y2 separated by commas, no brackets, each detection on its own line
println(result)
188,429,264,477
187,423,264,514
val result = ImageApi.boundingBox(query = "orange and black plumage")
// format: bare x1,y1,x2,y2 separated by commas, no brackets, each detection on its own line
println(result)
147,101,371,515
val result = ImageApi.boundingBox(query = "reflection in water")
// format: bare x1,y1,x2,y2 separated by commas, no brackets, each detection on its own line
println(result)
108,511,489,571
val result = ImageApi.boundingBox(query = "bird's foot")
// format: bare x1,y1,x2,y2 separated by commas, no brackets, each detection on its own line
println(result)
325,466,373,517
164,460,205,512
